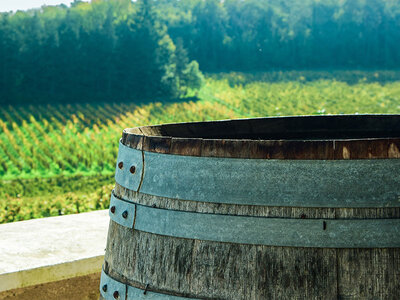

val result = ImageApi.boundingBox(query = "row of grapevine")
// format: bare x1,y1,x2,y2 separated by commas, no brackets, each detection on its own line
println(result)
0,90,242,180
207,76,400,119
1,72,400,180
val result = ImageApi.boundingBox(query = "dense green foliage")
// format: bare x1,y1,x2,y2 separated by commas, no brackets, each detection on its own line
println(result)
0,0,203,104
1,182,112,223
161,0,400,71
0,174,113,198
1,0,400,105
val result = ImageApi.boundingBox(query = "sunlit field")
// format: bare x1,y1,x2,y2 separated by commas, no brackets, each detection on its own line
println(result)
1,71,400,223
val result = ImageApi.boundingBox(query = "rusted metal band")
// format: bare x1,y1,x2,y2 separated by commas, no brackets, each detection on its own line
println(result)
100,270,197,299
109,194,400,248
115,141,400,208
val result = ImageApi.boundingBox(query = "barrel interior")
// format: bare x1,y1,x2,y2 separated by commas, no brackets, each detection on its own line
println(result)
127,115,400,140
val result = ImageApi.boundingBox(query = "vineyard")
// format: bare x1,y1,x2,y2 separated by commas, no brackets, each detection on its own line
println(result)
1,71,400,223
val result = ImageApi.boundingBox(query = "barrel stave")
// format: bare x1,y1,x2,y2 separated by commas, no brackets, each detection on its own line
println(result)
337,248,400,300
104,225,337,299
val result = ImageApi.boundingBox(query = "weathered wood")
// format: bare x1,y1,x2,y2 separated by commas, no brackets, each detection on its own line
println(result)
335,209,400,299
122,115,400,159
337,248,400,300
102,115,400,299
105,224,337,299
103,186,400,299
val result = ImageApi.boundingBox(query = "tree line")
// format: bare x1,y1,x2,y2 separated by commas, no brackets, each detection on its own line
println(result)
0,0,399,104
160,0,400,71
0,0,203,104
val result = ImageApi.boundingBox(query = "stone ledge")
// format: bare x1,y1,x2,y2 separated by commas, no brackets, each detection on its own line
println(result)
0,210,109,293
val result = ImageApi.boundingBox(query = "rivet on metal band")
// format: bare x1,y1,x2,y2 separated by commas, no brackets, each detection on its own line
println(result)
114,140,143,192
109,193,135,228
100,270,126,300
100,270,198,299
109,193,400,248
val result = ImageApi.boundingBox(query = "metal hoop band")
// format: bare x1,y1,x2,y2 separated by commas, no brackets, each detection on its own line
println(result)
109,194,400,248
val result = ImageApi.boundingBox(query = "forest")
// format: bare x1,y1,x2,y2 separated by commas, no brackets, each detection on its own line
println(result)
0,0,399,104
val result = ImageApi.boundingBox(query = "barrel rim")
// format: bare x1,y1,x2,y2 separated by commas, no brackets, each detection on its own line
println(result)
121,114,400,159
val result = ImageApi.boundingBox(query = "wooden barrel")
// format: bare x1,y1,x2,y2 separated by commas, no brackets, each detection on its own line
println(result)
100,115,400,300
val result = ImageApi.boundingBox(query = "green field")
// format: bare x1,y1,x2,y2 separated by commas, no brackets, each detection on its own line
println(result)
1,71,400,223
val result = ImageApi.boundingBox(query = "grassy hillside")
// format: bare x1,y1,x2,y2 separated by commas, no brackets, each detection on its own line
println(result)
1,71,400,223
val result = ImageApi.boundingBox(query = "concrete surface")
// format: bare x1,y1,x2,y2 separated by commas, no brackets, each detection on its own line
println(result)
0,210,109,292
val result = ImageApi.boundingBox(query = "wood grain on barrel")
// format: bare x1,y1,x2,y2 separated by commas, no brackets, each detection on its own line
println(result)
122,115,400,159
105,225,337,299
337,249,400,300
335,209,400,300
123,131,400,160
104,186,400,299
